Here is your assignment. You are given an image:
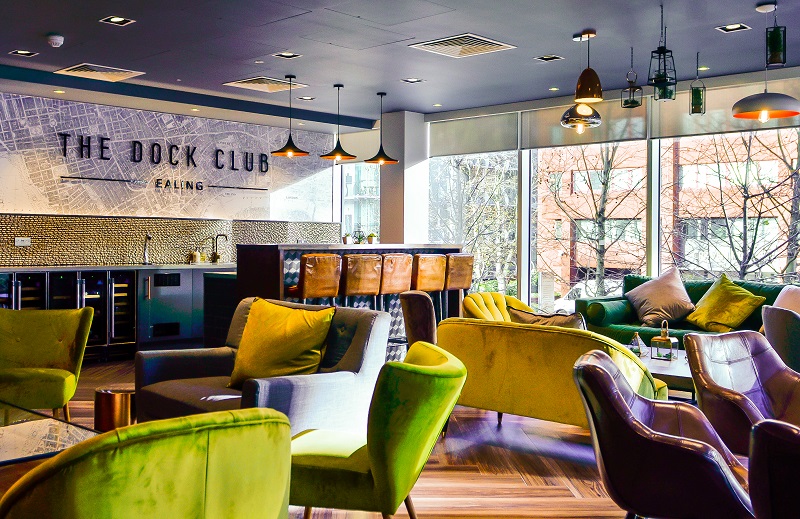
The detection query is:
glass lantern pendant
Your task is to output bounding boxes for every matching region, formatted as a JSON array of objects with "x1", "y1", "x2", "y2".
[
  {"x1": 621, "y1": 47, "x2": 643, "y2": 109},
  {"x1": 690, "y1": 52, "x2": 706, "y2": 115},
  {"x1": 647, "y1": 4, "x2": 677, "y2": 101},
  {"x1": 765, "y1": 1, "x2": 786, "y2": 67}
]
